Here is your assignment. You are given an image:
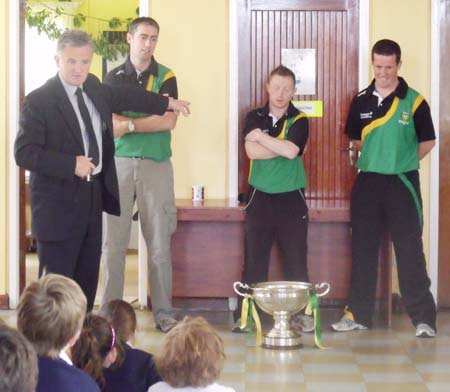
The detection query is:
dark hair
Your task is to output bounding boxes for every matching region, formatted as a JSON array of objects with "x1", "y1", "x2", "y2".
[
  {"x1": 269, "y1": 65, "x2": 296, "y2": 85},
  {"x1": 71, "y1": 314, "x2": 124, "y2": 388},
  {"x1": 99, "y1": 300, "x2": 137, "y2": 343},
  {"x1": 128, "y1": 17, "x2": 160, "y2": 35},
  {"x1": 0, "y1": 324, "x2": 38, "y2": 392},
  {"x1": 372, "y1": 39, "x2": 401, "y2": 64}
]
